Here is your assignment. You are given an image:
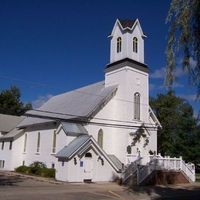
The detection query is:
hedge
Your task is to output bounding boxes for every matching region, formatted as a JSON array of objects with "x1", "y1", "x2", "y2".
[{"x1": 15, "y1": 161, "x2": 55, "y2": 178}]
